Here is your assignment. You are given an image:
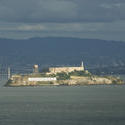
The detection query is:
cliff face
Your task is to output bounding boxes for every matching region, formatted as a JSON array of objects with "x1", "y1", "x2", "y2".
[
  {"x1": 72, "y1": 76, "x2": 112, "y2": 84},
  {"x1": 54, "y1": 76, "x2": 123, "y2": 85},
  {"x1": 70, "y1": 77, "x2": 112, "y2": 85}
]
